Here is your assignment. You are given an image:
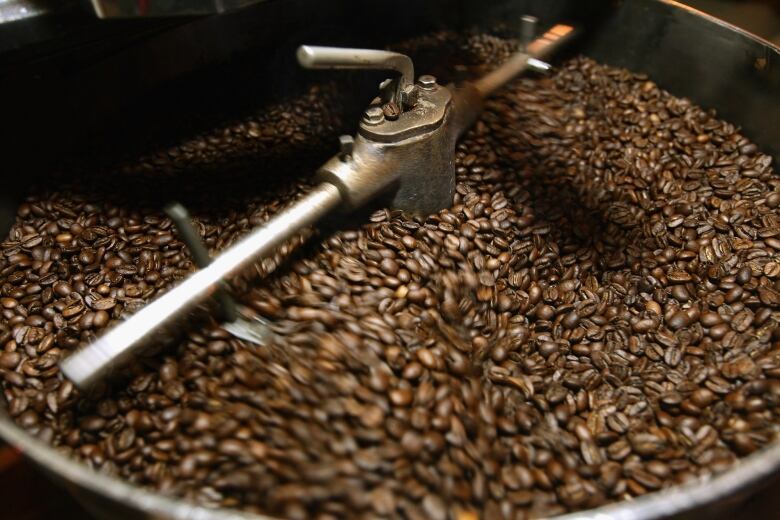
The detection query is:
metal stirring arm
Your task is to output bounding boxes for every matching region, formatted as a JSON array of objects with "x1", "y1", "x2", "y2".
[
  {"x1": 60, "y1": 21, "x2": 576, "y2": 389},
  {"x1": 60, "y1": 185, "x2": 342, "y2": 387}
]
